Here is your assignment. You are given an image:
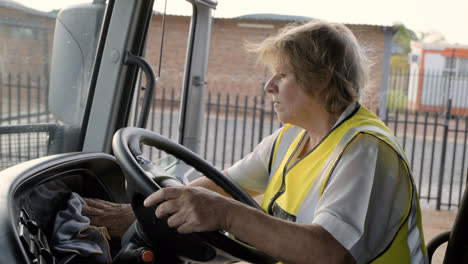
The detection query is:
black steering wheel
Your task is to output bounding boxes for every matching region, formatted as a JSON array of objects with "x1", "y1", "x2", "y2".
[{"x1": 112, "y1": 127, "x2": 276, "y2": 263}]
